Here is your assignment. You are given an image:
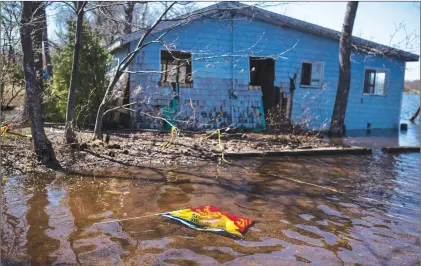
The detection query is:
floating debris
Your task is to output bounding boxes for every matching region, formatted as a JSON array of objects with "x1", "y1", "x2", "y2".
[{"x1": 105, "y1": 190, "x2": 129, "y2": 195}]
